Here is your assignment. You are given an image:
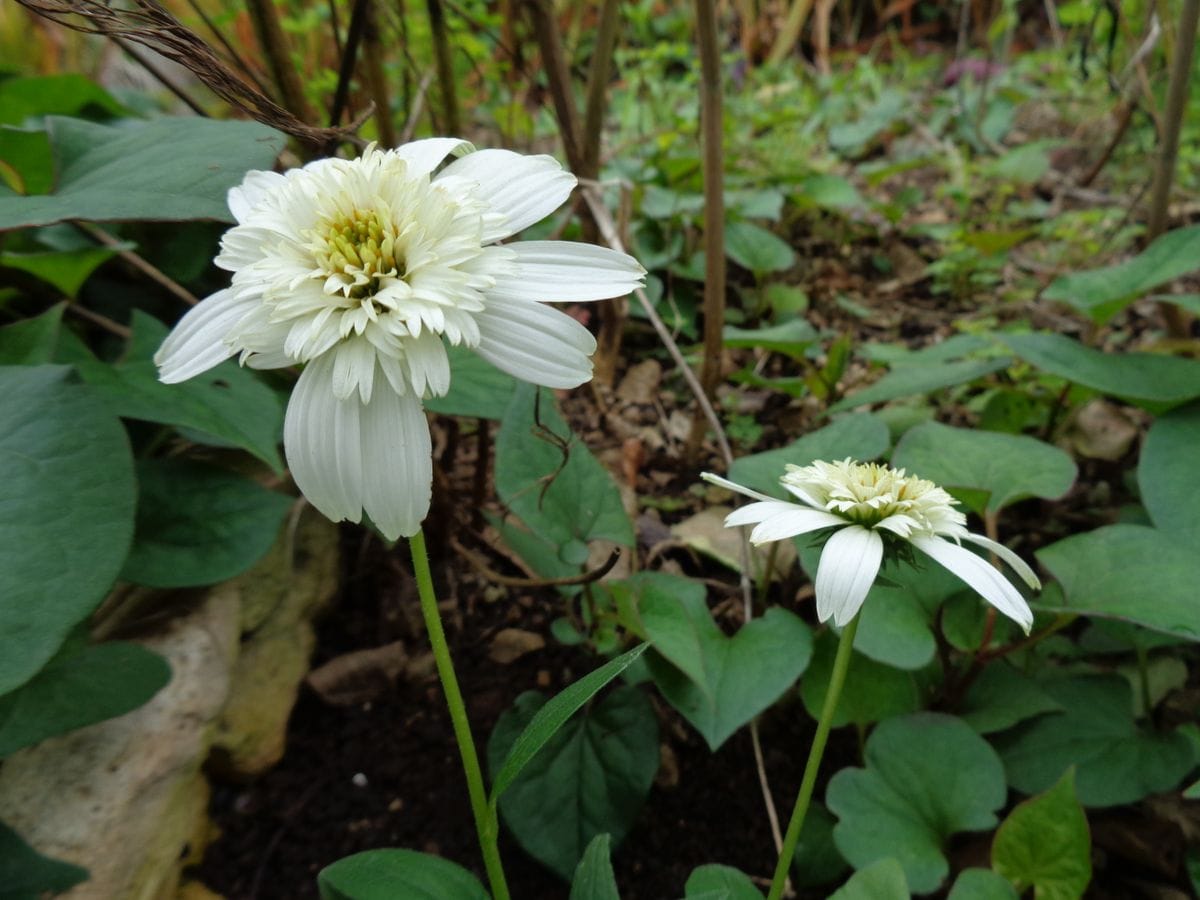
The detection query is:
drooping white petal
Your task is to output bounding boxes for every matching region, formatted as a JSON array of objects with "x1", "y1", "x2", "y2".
[
  {"x1": 284, "y1": 354, "x2": 364, "y2": 525},
  {"x1": 155, "y1": 288, "x2": 255, "y2": 383},
  {"x1": 437, "y1": 149, "x2": 576, "y2": 243},
  {"x1": 748, "y1": 508, "x2": 845, "y2": 544},
  {"x1": 227, "y1": 170, "x2": 286, "y2": 223},
  {"x1": 331, "y1": 337, "x2": 377, "y2": 403},
  {"x1": 486, "y1": 242, "x2": 645, "y2": 303},
  {"x1": 781, "y1": 480, "x2": 827, "y2": 510},
  {"x1": 700, "y1": 473, "x2": 779, "y2": 503},
  {"x1": 725, "y1": 500, "x2": 797, "y2": 527},
  {"x1": 473, "y1": 295, "x2": 596, "y2": 389},
  {"x1": 359, "y1": 384, "x2": 432, "y2": 541},
  {"x1": 393, "y1": 138, "x2": 474, "y2": 177},
  {"x1": 958, "y1": 532, "x2": 1042, "y2": 590},
  {"x1": 404, "y1": 329, "x2": 451, "y2": 398},
  {"x1": 911, "y1": 535, "x2": 1034, "y2": 633},
  {"x1": 815, "y1": 526, "x2": 883, "y2": 626}
]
